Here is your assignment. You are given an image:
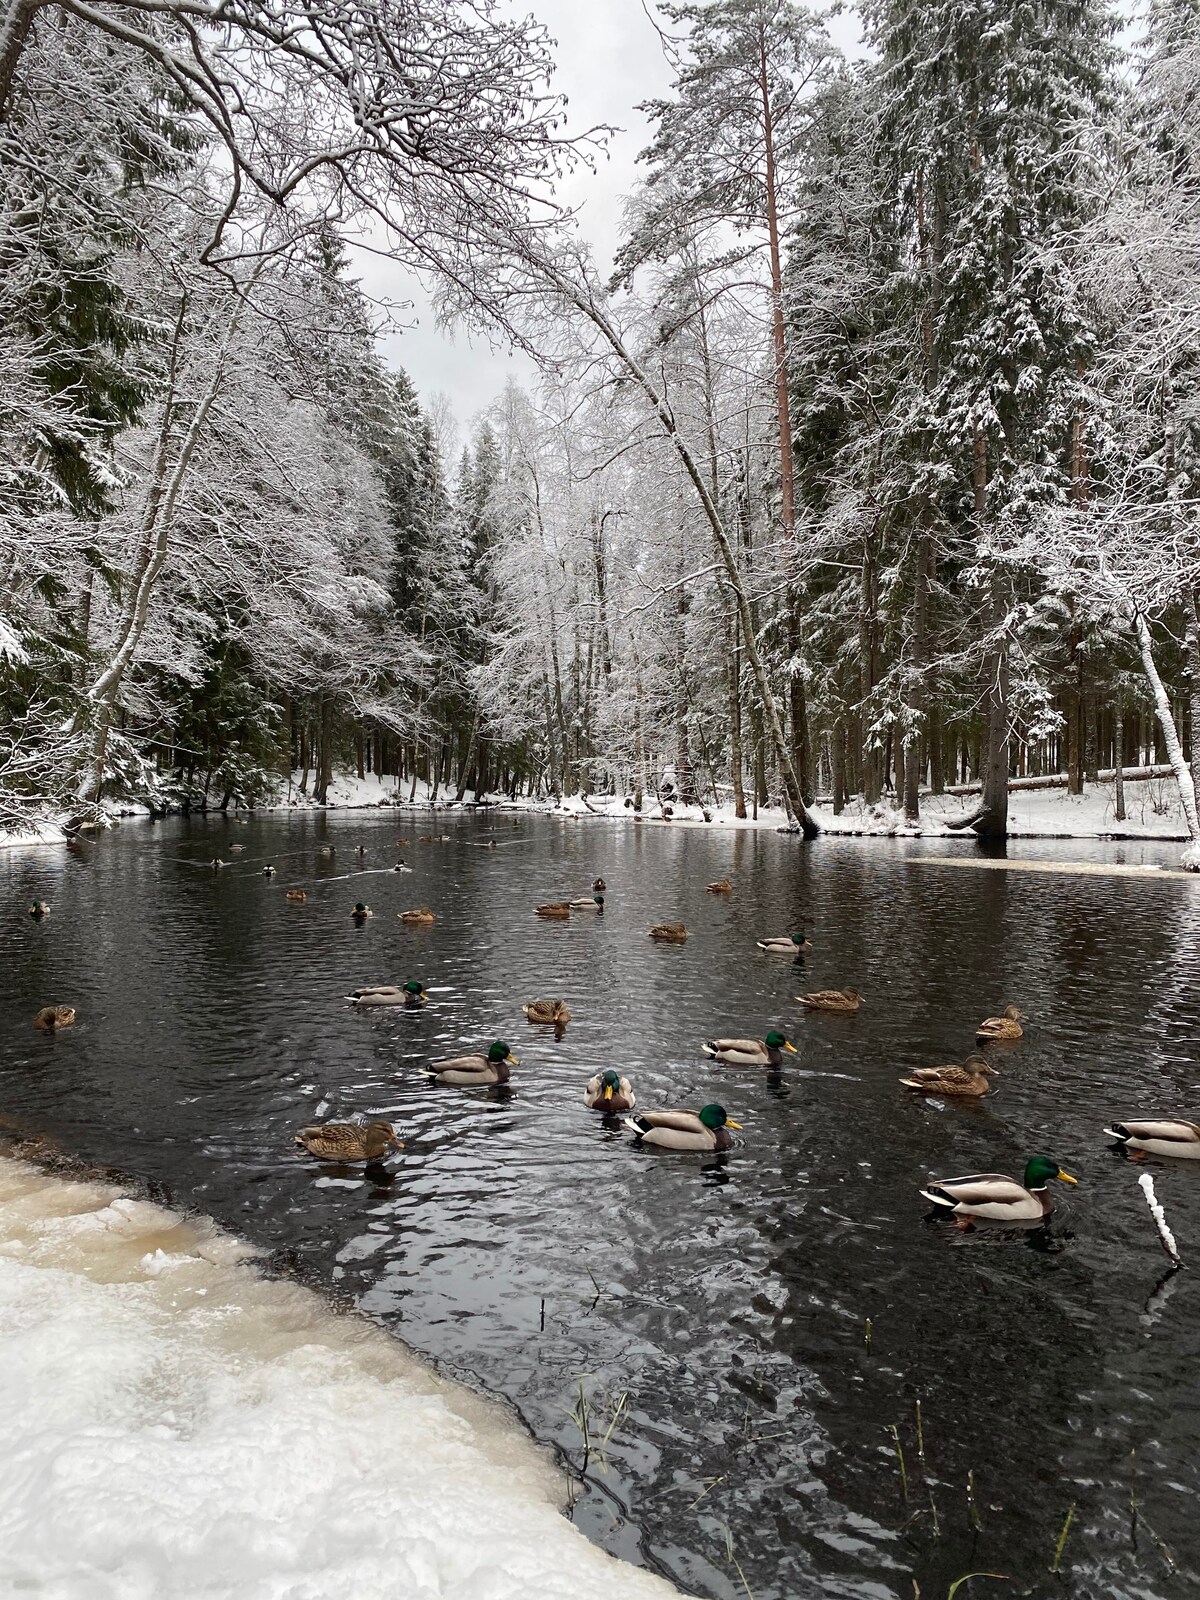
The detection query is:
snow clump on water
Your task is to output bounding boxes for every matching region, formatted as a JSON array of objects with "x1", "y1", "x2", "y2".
[{"x1": 0, "y1": 1157, "x2": 681, "y2": 1600}]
